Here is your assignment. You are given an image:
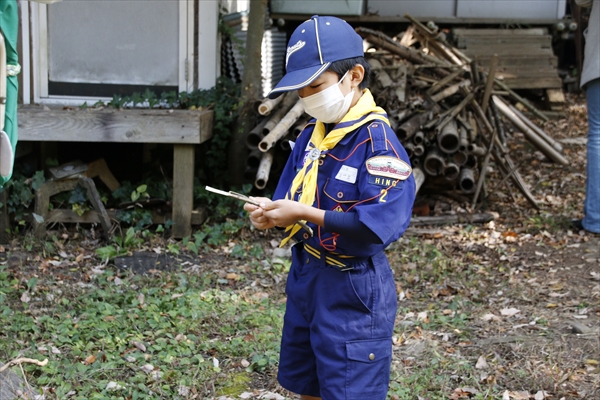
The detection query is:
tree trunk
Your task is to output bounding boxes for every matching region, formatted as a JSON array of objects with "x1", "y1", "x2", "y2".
[{"x1": 228, "y1": 0, "x2": 268, "y2": 188}]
